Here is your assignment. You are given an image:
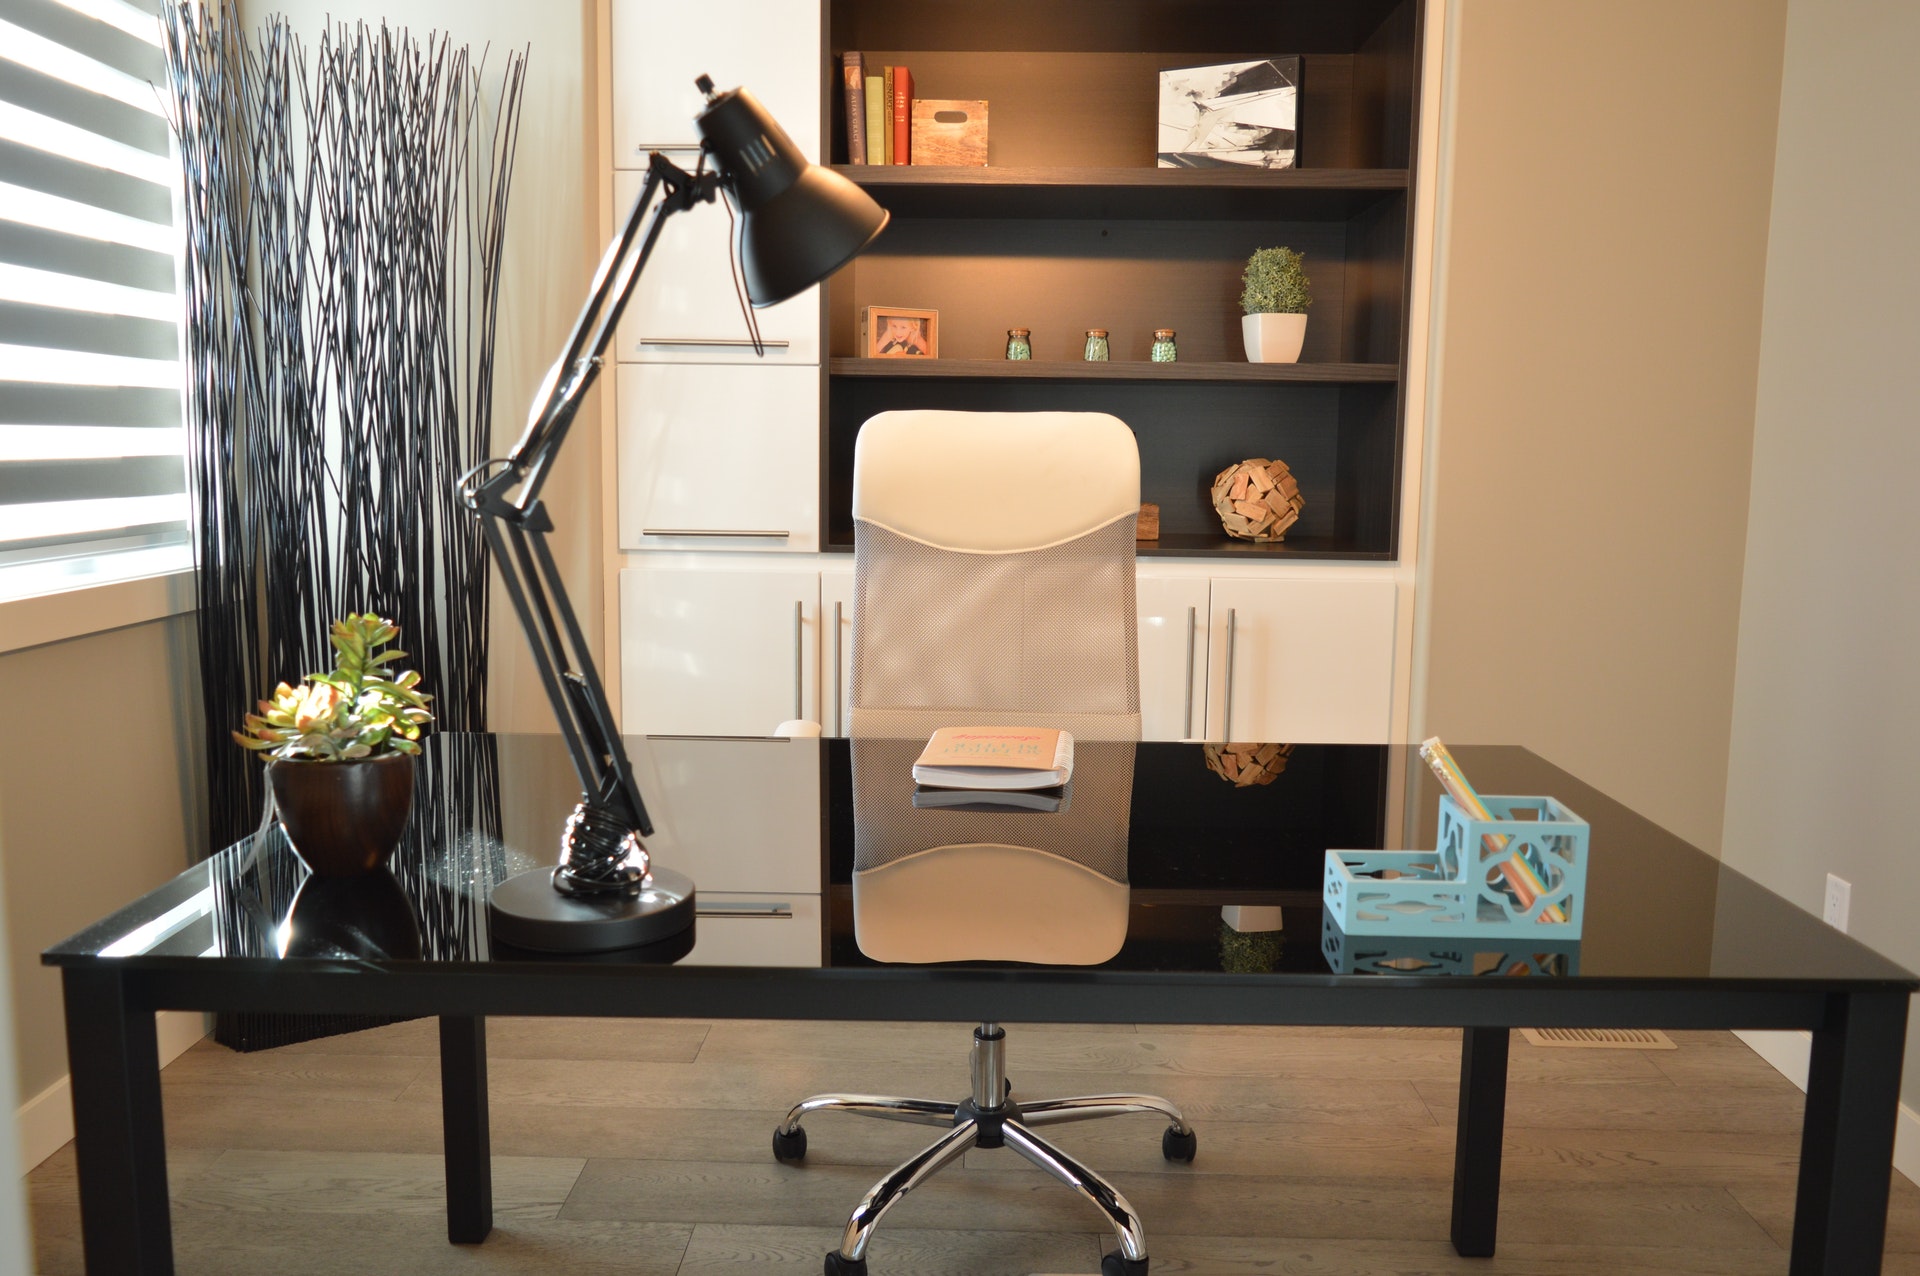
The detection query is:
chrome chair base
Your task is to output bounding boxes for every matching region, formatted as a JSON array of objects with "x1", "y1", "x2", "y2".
[{"x1": 774, "y1": 1023, "x2": 1193, "y2": 1276}]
